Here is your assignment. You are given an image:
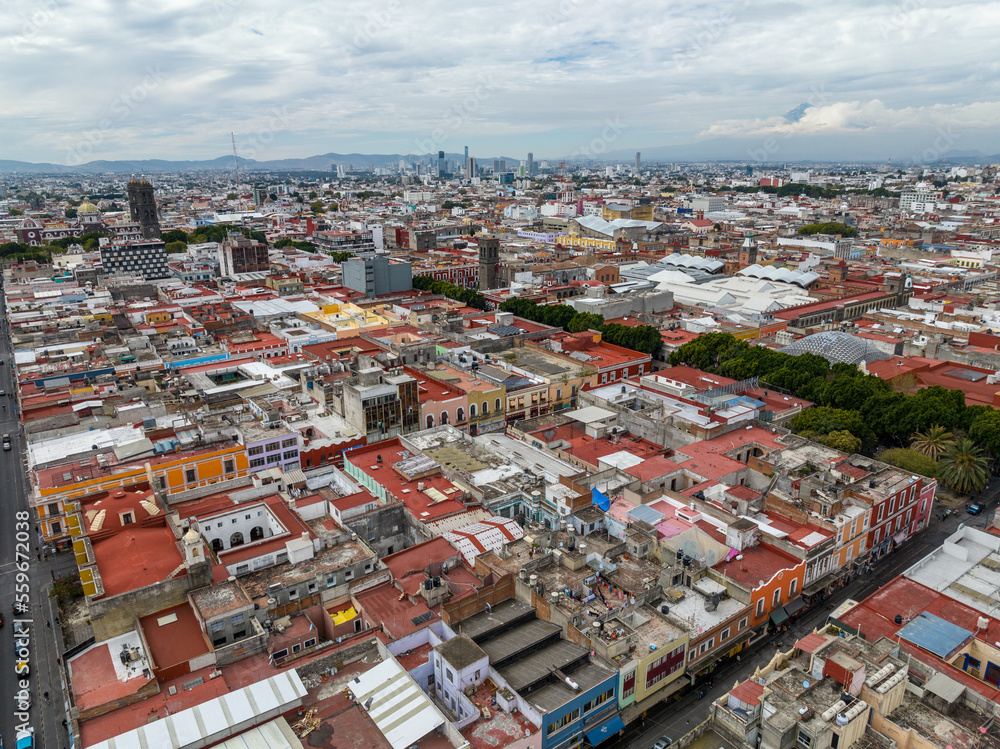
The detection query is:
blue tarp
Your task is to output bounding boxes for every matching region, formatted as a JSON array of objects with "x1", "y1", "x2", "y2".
[
  {"x1": 584, "y1": 715, "x2": 625, "y2": 745},
  {"x1": 592, "y1": 488, "x2": 610, "y2": 511}
]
